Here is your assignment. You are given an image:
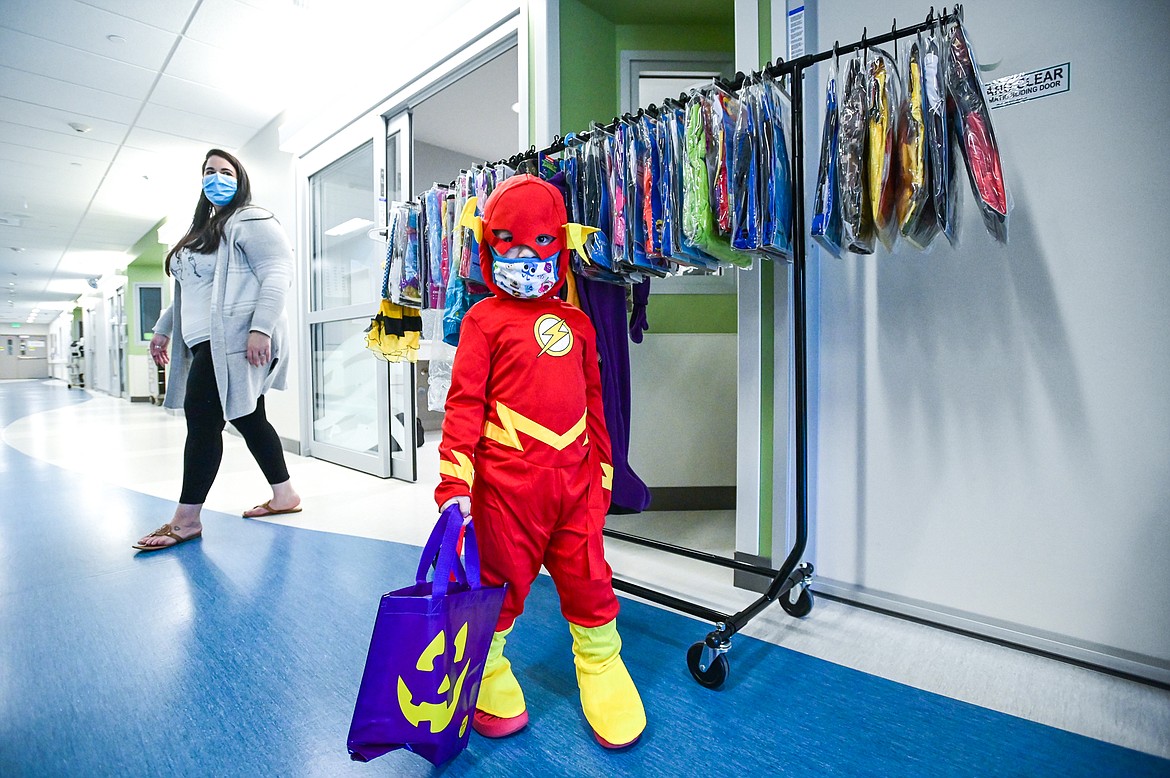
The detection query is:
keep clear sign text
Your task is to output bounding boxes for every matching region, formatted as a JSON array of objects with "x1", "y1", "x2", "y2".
[{"x1": 984, "y1": 63, "x2": 1070, "y2": 109}]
